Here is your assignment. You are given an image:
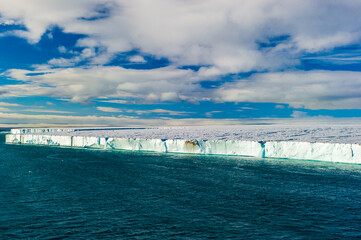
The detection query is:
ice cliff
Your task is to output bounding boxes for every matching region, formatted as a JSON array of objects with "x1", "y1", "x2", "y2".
[{"x1": 5, "y1": 126, "x2": 361, "y2": 164}]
